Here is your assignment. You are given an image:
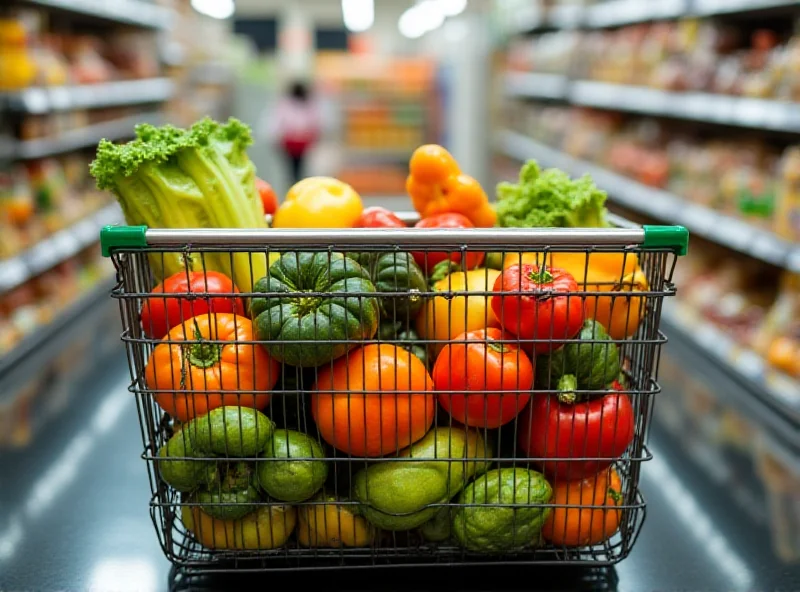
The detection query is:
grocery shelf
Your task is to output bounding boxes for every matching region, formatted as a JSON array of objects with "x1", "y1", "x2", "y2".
[
  {"x1": 0, "y1": 202, "x2": 122, "y2": 296},
  {"x1": 585, "y1": 0, "x2": 688, "y2": 28},
  {"x1": 662, "y1": 302, "x2": 800, "y2": 448},
  {"x1": 0, "y1": 274, "x2": 116, "y2": 388},
  {"x1": 504, "y1": 72, "x2": 569, "y2": 100},
  {"x1": 2, "y1": 78, "x2": 175, "y2": 114},
  {"x1": 692, "y1": 0, "x2": 800, "y2": 16},
  {"x1": 23, "y1": 0, "x2": 175, "y2": 30},
  {"x1": 569, "y1": 80, "x2": 800, "y2": 133},
  {"x1": 503, "y1": 0, "x2": 800, "y2": 35},
  {"x1": 496, "y1": 130, "x2": 800, "y2": 271},
  {"x1": 504, "y1": 74, "x2": 800, "y2": 133},
  {"x1": 13, "y1": 111, "x2": 163, "y2": 160},
  {"x1": 508, "y1": 2, "x2": 582, "y2": 33}
]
